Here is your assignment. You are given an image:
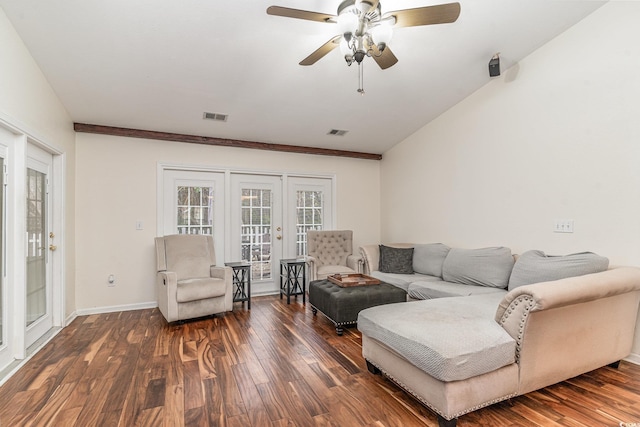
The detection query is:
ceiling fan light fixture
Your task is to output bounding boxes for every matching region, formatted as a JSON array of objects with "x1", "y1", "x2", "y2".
[
  {"x1": 371, "y1": 22, "x2": 393, "y2": 49},
  {"x1": 337, "y1": 7, "x2": 358, "y2": 35}
]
